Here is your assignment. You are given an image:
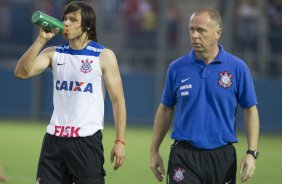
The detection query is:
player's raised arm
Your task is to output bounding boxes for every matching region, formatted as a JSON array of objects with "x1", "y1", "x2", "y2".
[{"x1": 14, "y1": 28, "x2": 58, "y2": 79}]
